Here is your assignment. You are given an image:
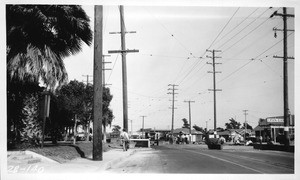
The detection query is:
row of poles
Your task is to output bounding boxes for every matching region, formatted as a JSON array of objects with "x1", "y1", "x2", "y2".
[
  {"x1": 167, "y1": 8, "x2": 294, "y2": 148},
  {"x1": 40, "y1": 6, "x2": 294, "y2": 161},
  {"x1": 92, "y1": 6, "x2": 295, "y2": 160}
]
